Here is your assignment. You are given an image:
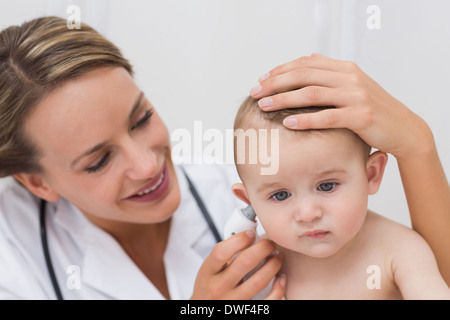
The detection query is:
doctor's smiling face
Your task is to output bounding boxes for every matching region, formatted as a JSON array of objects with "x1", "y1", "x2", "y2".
[{"x1": 18, "y1": 67, "x2": 181, "y2": 226}]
